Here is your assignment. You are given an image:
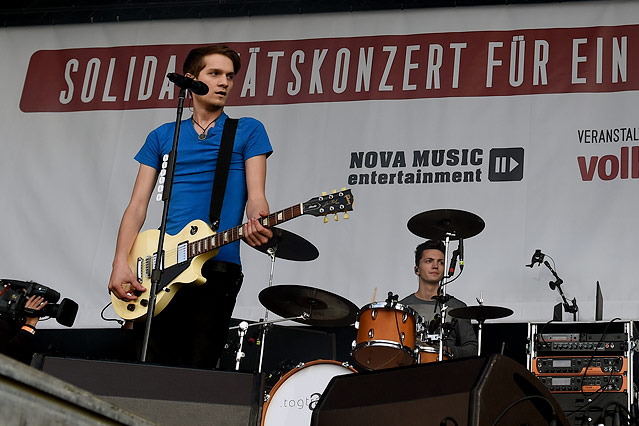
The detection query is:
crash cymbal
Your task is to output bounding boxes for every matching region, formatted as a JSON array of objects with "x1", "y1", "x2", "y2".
[
  {"x1": 448, "y1": 305, "x2": 513, "y2": 321},
  {"x1": 407, "y1": 209, "x2": 485, "y2": 240},
  {"x1": 244, "y1": 227, "x2": 319, "y2": 261},
  {"x1": 259, "y1": 284, "x2": 358, "y2": 327}
]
